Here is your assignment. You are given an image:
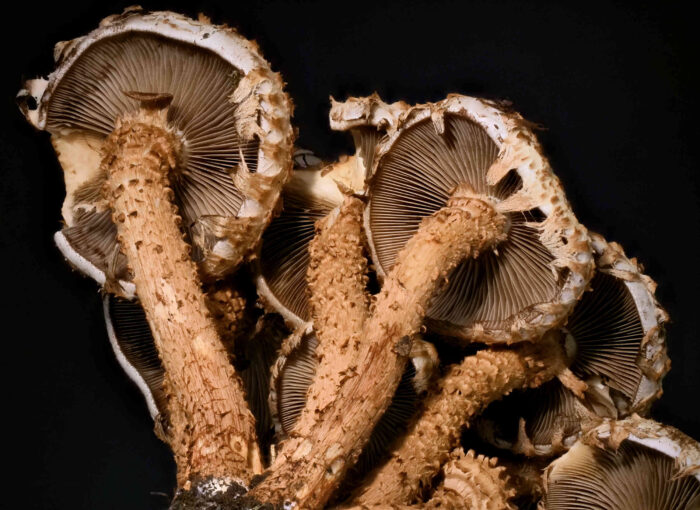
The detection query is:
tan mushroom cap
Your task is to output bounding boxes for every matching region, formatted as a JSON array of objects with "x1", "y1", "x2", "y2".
[
  {"x1": 268, "y1": 330, "x2": 438, "y2": 472},
  {"x1": 331, "y1": 94, "x2": 594, "y2": 343},
  {"x1": 542, "y1": 416, "x2": 700, "y2": 509},
  {"x1": 476, "y1": 233, "x2": 669, "y2": 456},
  {"x1": 18, "y1": 8, "x2": 293, "y2": 293}
]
